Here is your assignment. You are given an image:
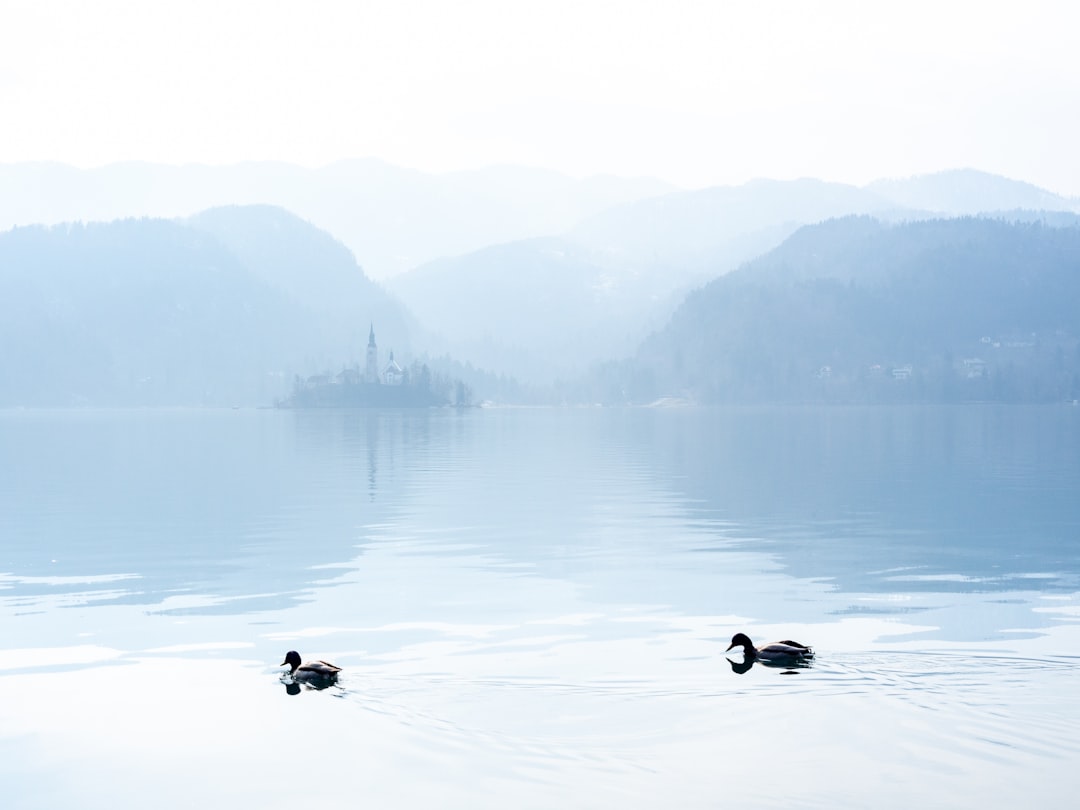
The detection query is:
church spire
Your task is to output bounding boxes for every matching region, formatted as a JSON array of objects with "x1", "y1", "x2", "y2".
[{"x1": 365, "y1": 323, "x2": 379, "y2": 383}]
